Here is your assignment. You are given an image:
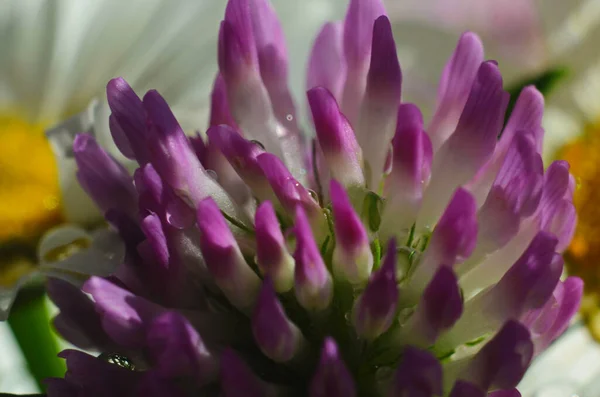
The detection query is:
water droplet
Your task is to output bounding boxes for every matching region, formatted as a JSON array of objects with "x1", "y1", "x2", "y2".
[
  {"x1": 286, "y1": 114, "x2": 293, "y2": 121},
  {"x1": 98, "y1": 353, "x2": 136, "y2": 370},
  {"x1": 308, "y1": 189, "x2": 319, "y2": 203},
  {"x1": 206, "y1": 169, "x2": 218, "y2": 180},
  {"x1": 250, "y1": 140, "x2": 265, "y2": 150}
]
